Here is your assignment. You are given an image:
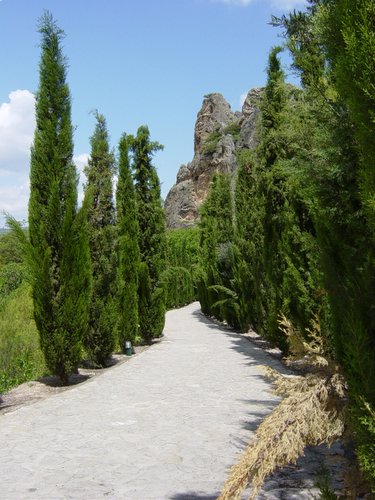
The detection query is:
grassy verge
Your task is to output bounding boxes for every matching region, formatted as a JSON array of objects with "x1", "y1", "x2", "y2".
[{"x1": 0, "y1": 283, "x2": 46, "y2": 394}]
